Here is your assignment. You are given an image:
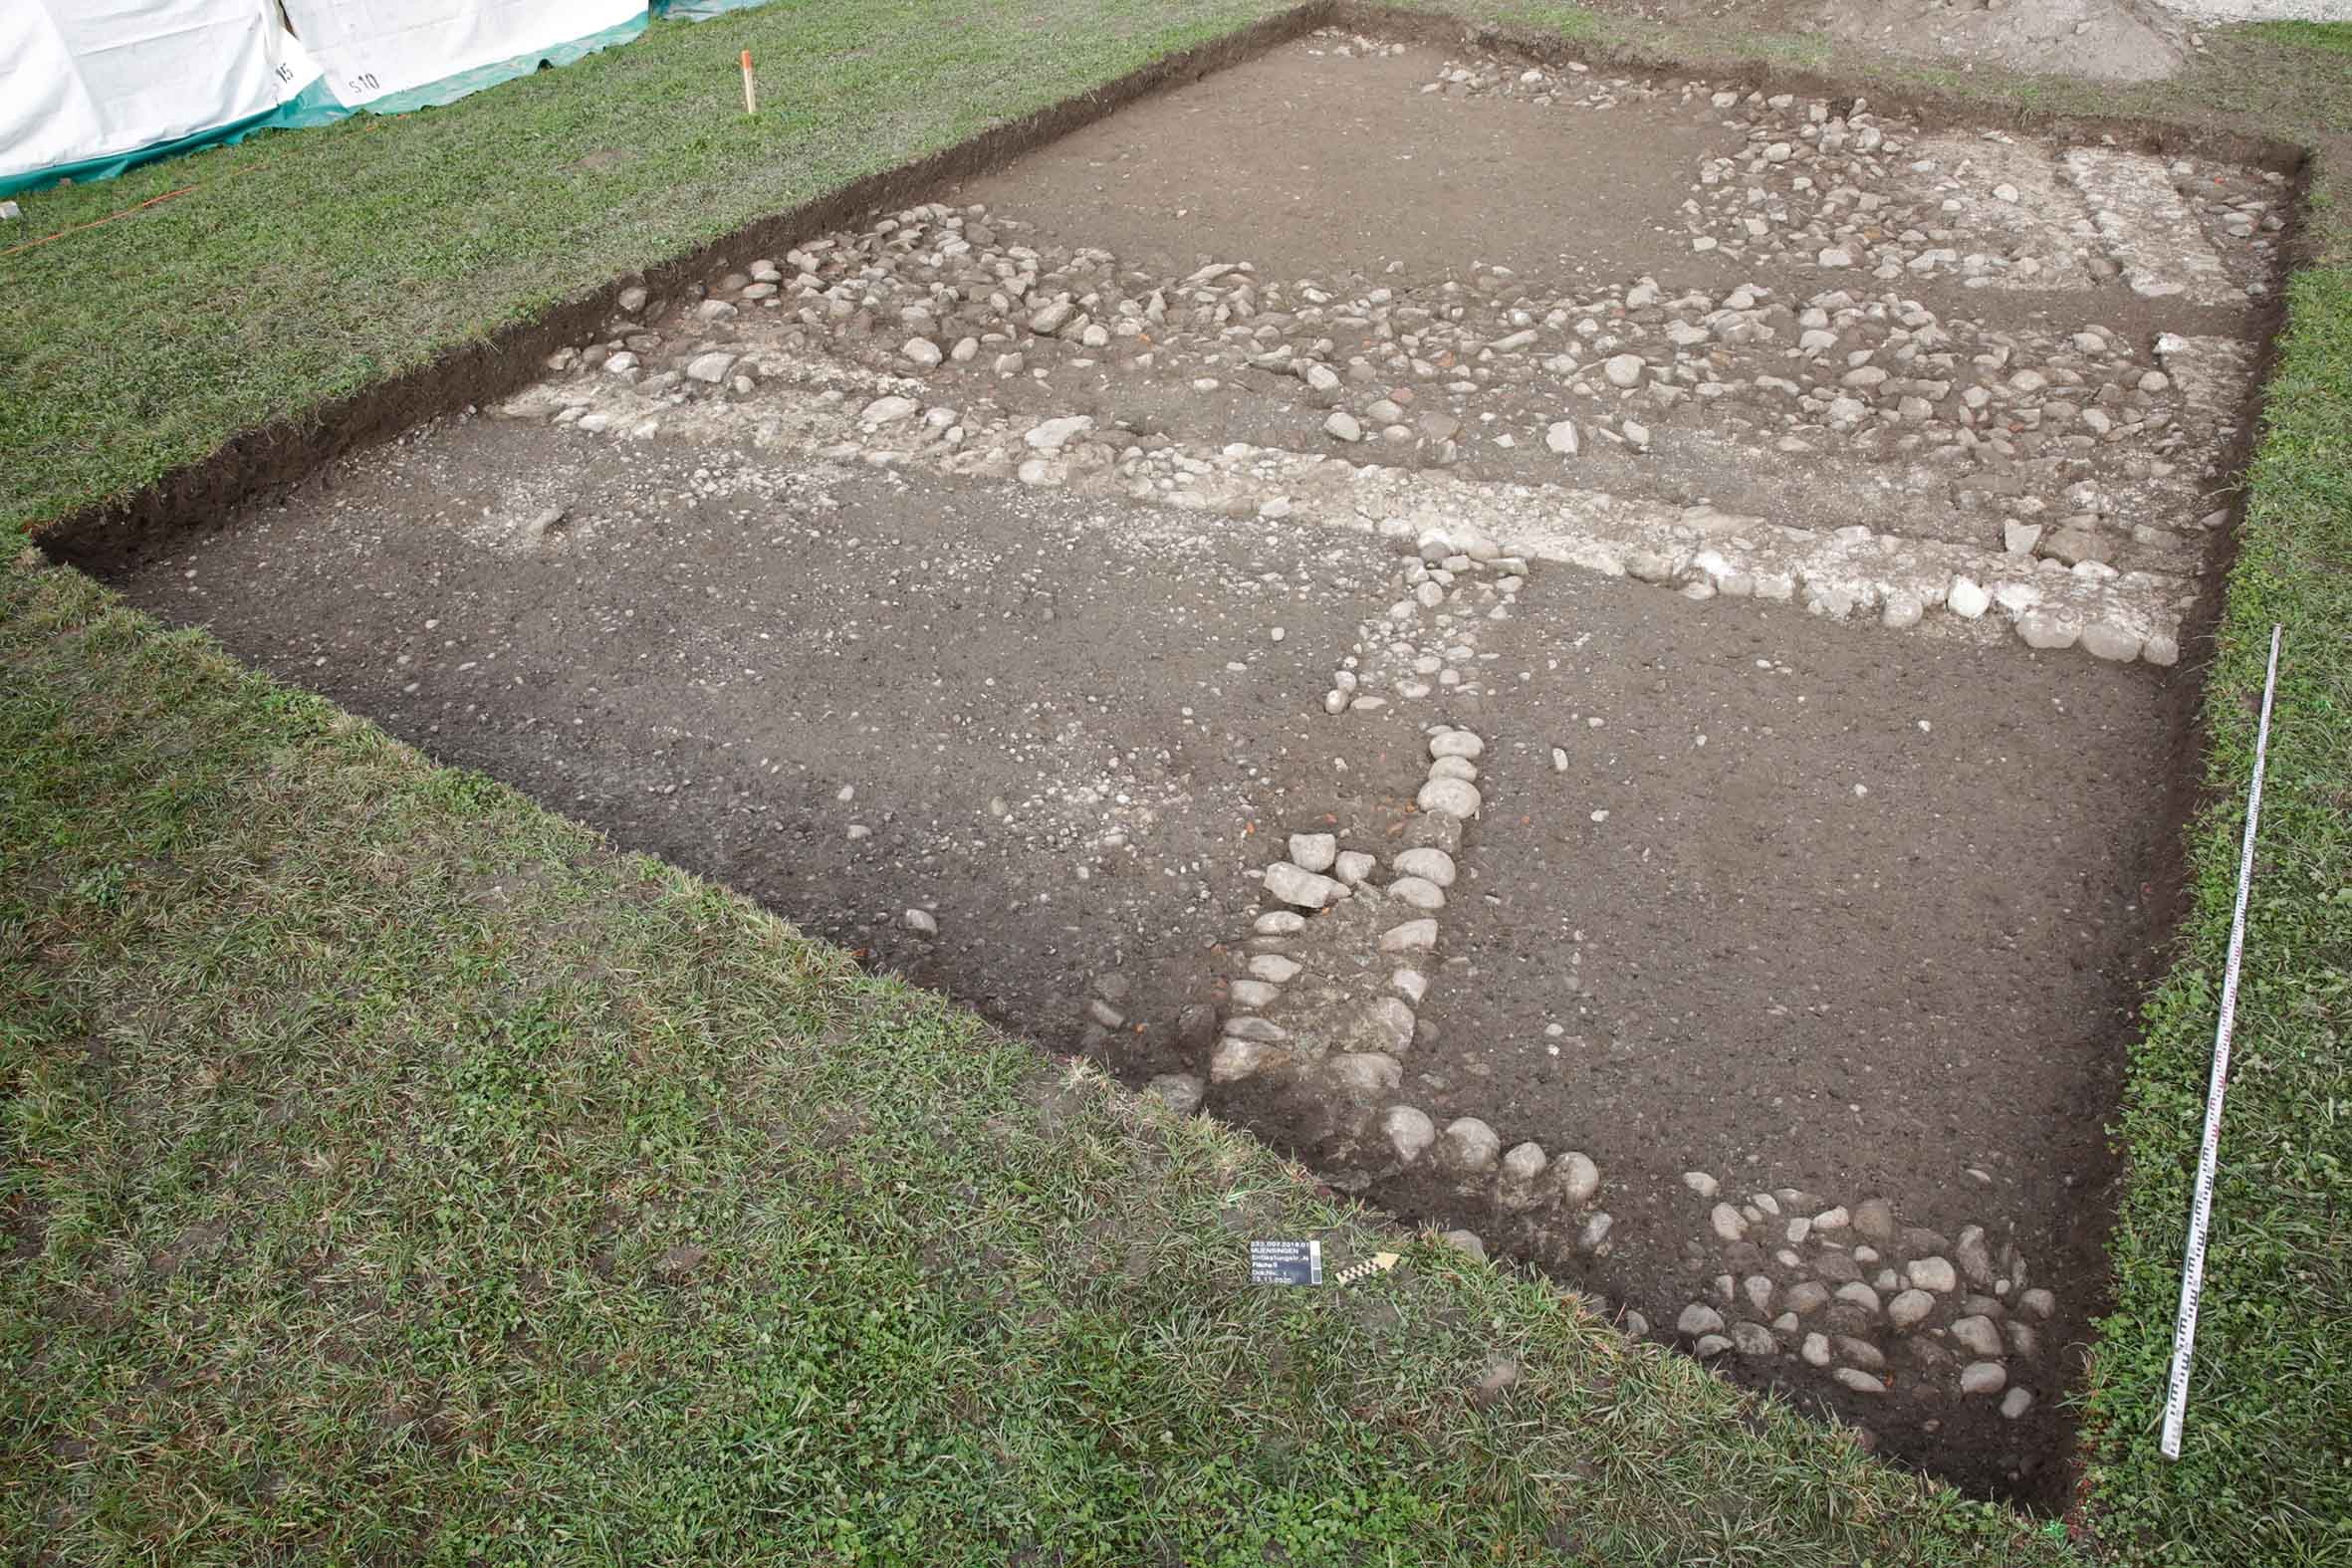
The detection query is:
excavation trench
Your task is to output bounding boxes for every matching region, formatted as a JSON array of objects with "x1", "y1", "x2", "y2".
[{"x1": 54, "y1": 15, "x2": 2299, "y2": 1507}]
